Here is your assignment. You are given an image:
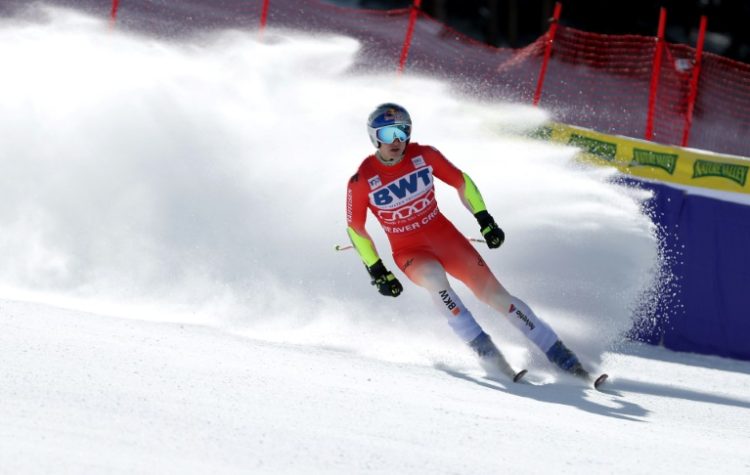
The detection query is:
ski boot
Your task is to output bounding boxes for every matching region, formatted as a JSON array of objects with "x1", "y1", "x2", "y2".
[
  {"x1": 469, "y1": 332, "x2": 527, "y2": 383},
  {"x1": 545, "y1": 340, "x2": 608, "y2": 389}
]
